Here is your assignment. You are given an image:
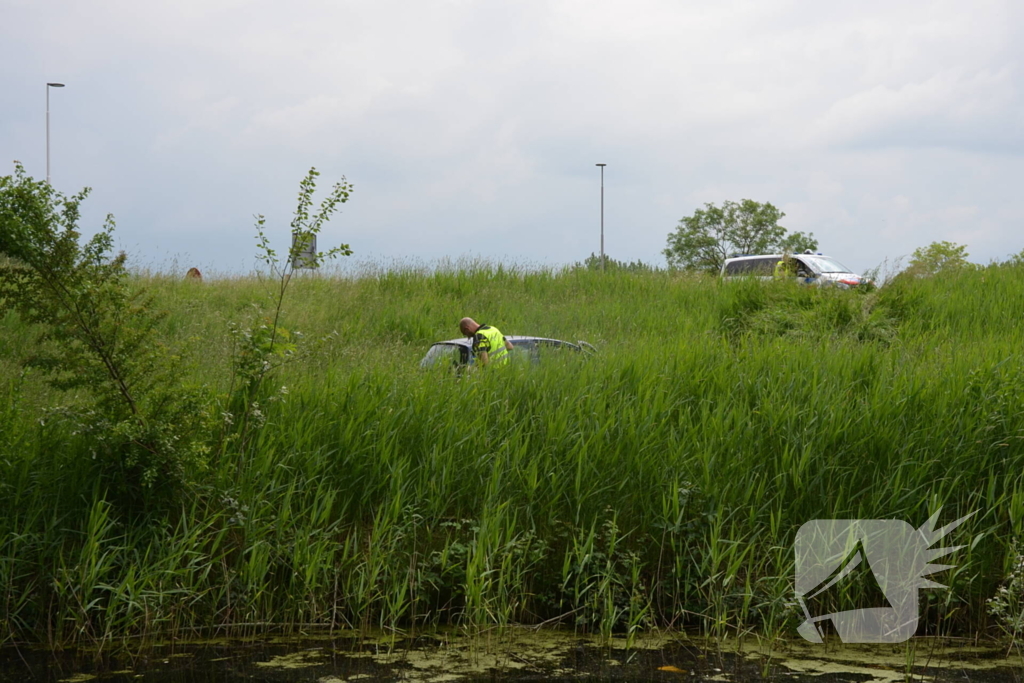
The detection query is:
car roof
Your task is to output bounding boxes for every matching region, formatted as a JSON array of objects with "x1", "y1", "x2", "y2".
[
  {"x1": 430, "y1": 335, "x2": 581, "y2": 348},
  {"x1": 724, "y1": 253, "x2": 831, "y2": 261}
]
